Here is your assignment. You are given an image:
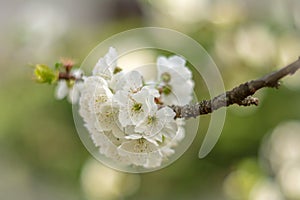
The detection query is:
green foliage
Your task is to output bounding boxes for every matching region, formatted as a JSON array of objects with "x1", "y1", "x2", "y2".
[
  {"x1": 34, "y1": 64, "x2": 58, "y2": 84},
  {"x1": 54, "y1": 62, "x2": 63, "y2": 70}
]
